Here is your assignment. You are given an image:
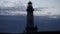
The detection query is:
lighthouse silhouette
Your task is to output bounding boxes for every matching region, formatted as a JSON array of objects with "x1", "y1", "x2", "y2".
[{"x1": 22, "y1": 1, "x2": 38, "y2": 34}]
